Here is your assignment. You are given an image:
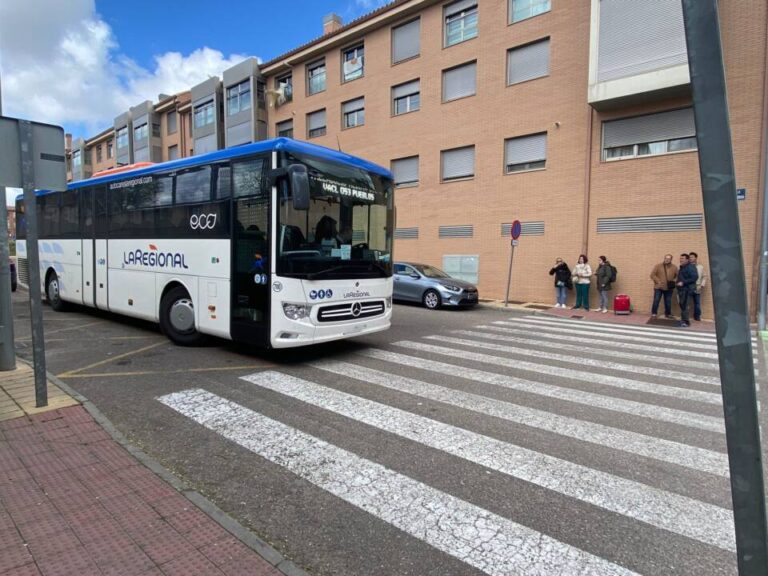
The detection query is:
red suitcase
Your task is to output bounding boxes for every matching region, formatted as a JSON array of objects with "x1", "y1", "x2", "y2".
[{"x1": 614, "y1": 294, "x2": 631, "y2": 315}]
